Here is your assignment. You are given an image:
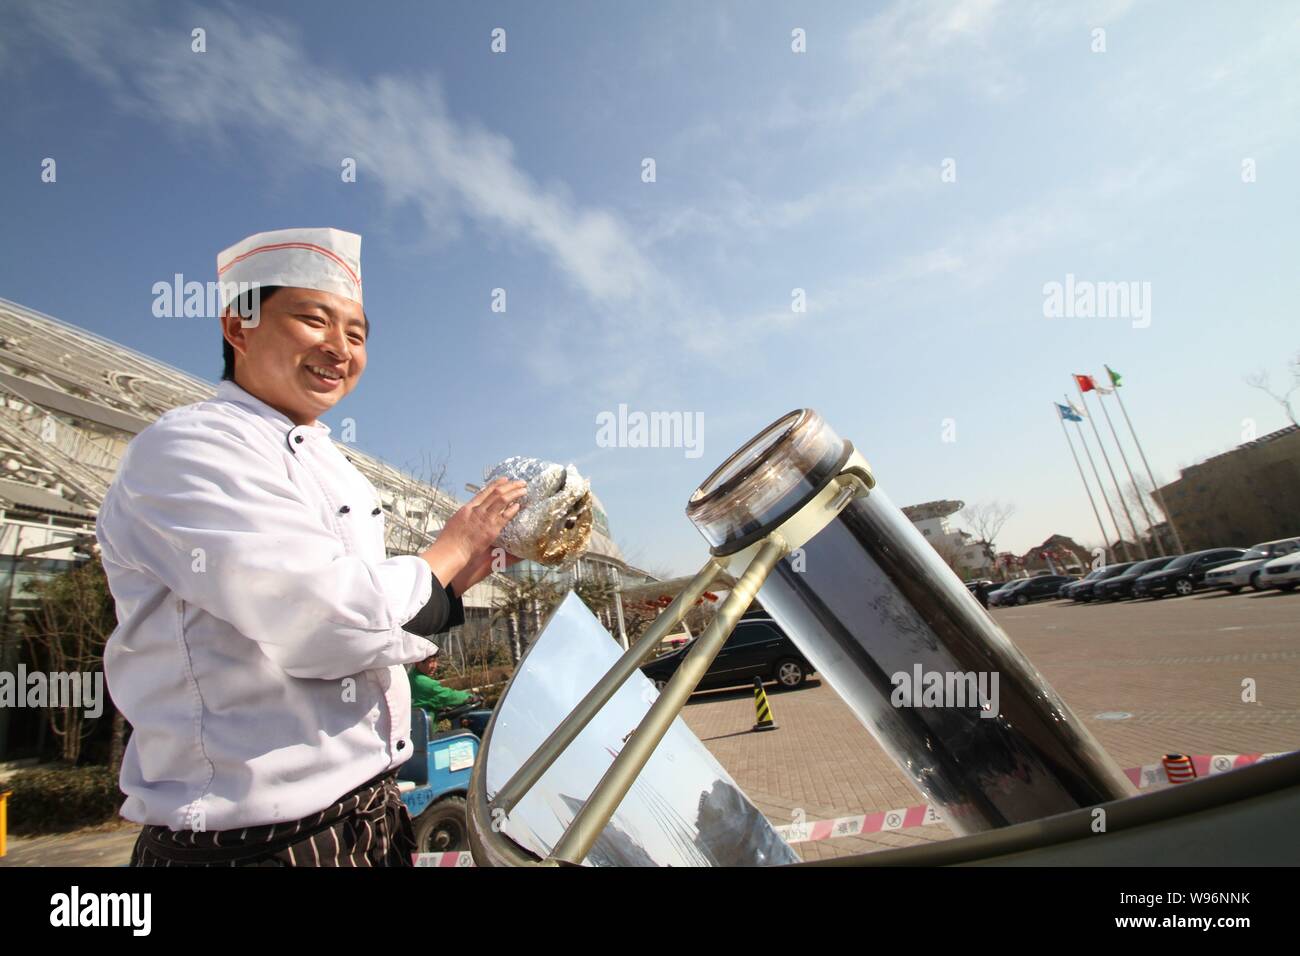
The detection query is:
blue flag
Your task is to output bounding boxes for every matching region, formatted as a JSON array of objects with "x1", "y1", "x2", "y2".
[{"x1": 1057, "y1": 402, "x2": 1083, "y2": 422}]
